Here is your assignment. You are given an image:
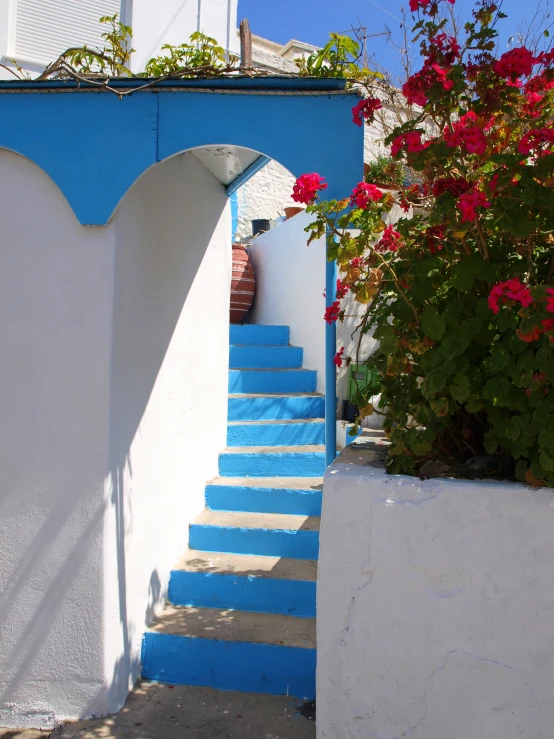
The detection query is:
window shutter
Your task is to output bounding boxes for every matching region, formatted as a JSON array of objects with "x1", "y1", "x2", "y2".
[{"x1": 14, "y1": 0, "x2": 123, "y2": 64}]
